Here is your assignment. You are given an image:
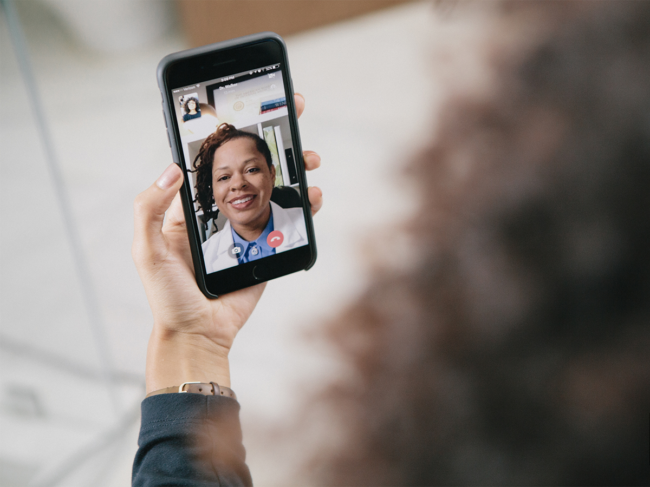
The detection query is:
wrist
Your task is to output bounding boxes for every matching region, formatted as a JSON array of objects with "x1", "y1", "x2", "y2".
[{"x1": 146, "y1": 327, "x2": 231, "y2": 394}]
